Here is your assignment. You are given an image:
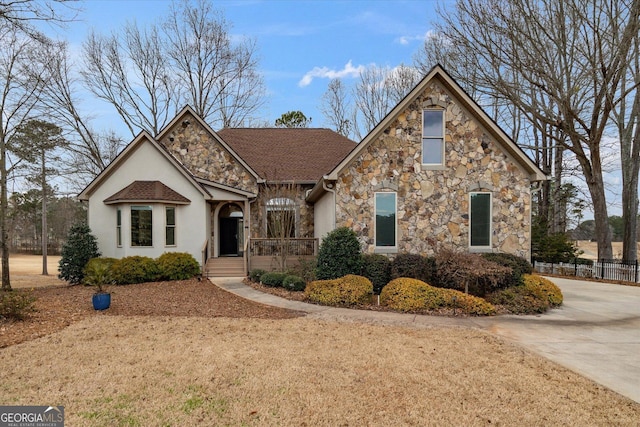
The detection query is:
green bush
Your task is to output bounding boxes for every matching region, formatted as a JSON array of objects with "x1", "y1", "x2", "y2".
[
  {"x1": 316, "y1": 227, "x2": 362, "y2": 280},
  {"x1": 83, "y1": 257, "x2": 117, "y2": 292},
  {"x1": 288, "y1": 257, "x2": 317, "y2": 283},
  {"x1": 481, "y1": 253, "x2": 533, "y2": 287},
  {"x1": 157, "y1": 252, "x2": 200, "y2": 280},
  {"x1": 0, "y1": 290, "x2": 36, "y2": 320},
  {"x1": 58, "y1": 223, "x2": 100, "y2": 285},
  {"x1": 390, "y1": 253, "x2": 436, "y2": 284},
  {"x1": 249, "y1": 269, "x2": 266, "y2": 282},
  {"x1": 261, "y1": 272, "x2": 287, "y2": 287},
  {"x1": 380, "y1": 277, "x2": 496, "y2": 316},
  {"x1": 305, "y1": 274, "x2": 373, "y2": 306},
  {"x1": 486, "y1": 274, "x2": 563, "y2": 314},
  {"x1": 361, "y1": 253, "x2": 391, "y2": 295},
  {"x1": 282, "y1": 275, "x2": 306, "y2": 291},
  {"x1": 111, "y1": 256, "x2": 160, "y2": 285}
]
